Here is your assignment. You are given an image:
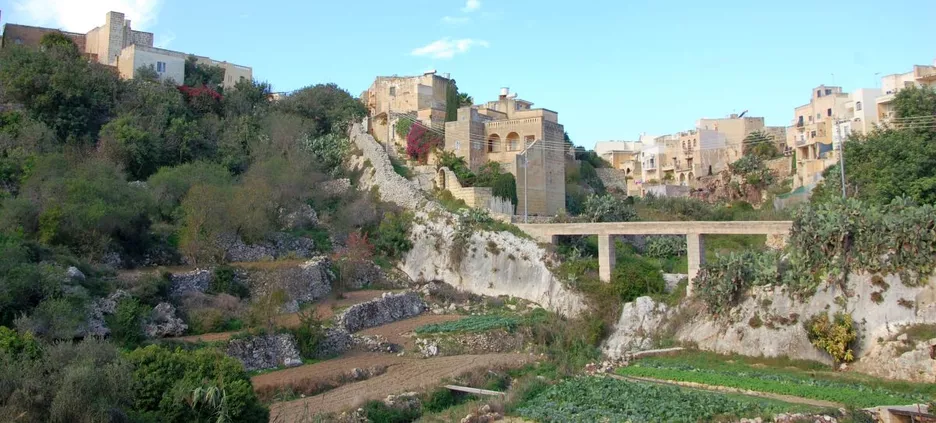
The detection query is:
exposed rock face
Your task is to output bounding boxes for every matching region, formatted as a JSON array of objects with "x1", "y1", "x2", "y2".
[
  {"x1": 604, "y1": 273, "x2": 936, "y2": 381},
  {"x1": 144, "y1": 303, "x2": 188, "y2": 338},
  {"x1": 169, "y1": 269, "x2": 212, "y2": 297},
  {"x1": 383, "y1": 392, "x2": 421, "y2": 414},
  {"x1": 315, "y1": 327, "x2": 352, "y2": 358},
  {"x1": 352, "y1": 334, "x2": 400, "y2": 354},
  {"x1": 279, "y1": 204, "x2": 318, "y2": 230},
  {"x1": 602, "y1": 297, "x2": 670, "y2": 356},
  {"x1": 247, "y1": 257, "x2": 333, "y2": 313},
  {"x1": 226, "y1": 333, "x2": 302, "y2": 372},
  {"x1": 337, "y1": 292, "x2": 426, "y2": 333},
  {"x1": 852, "y1": 331, "x2": 936, "y2": 383},
  {"x1": 402, "y1": 214, "x2": 587, "y2": 317},
  {"x1": 662, "y1": 274, "x2": 686, "y2": 293},
  {"x1": 349, "y1": 123, "x2": 586, "y2": 316},
  {"x1": 220, "y1": 233, "x2": 315, "y2": 263},
  {"x1": 85, "y1": 290, "x2": 132, "y2": 337}
]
